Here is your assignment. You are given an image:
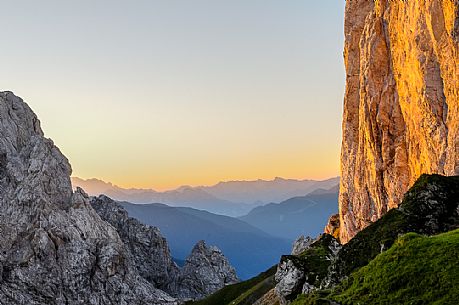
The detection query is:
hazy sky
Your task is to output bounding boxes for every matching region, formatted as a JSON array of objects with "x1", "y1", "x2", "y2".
[{"x1": 1, "y1": 1, "x2": 346, "y2": 190}]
